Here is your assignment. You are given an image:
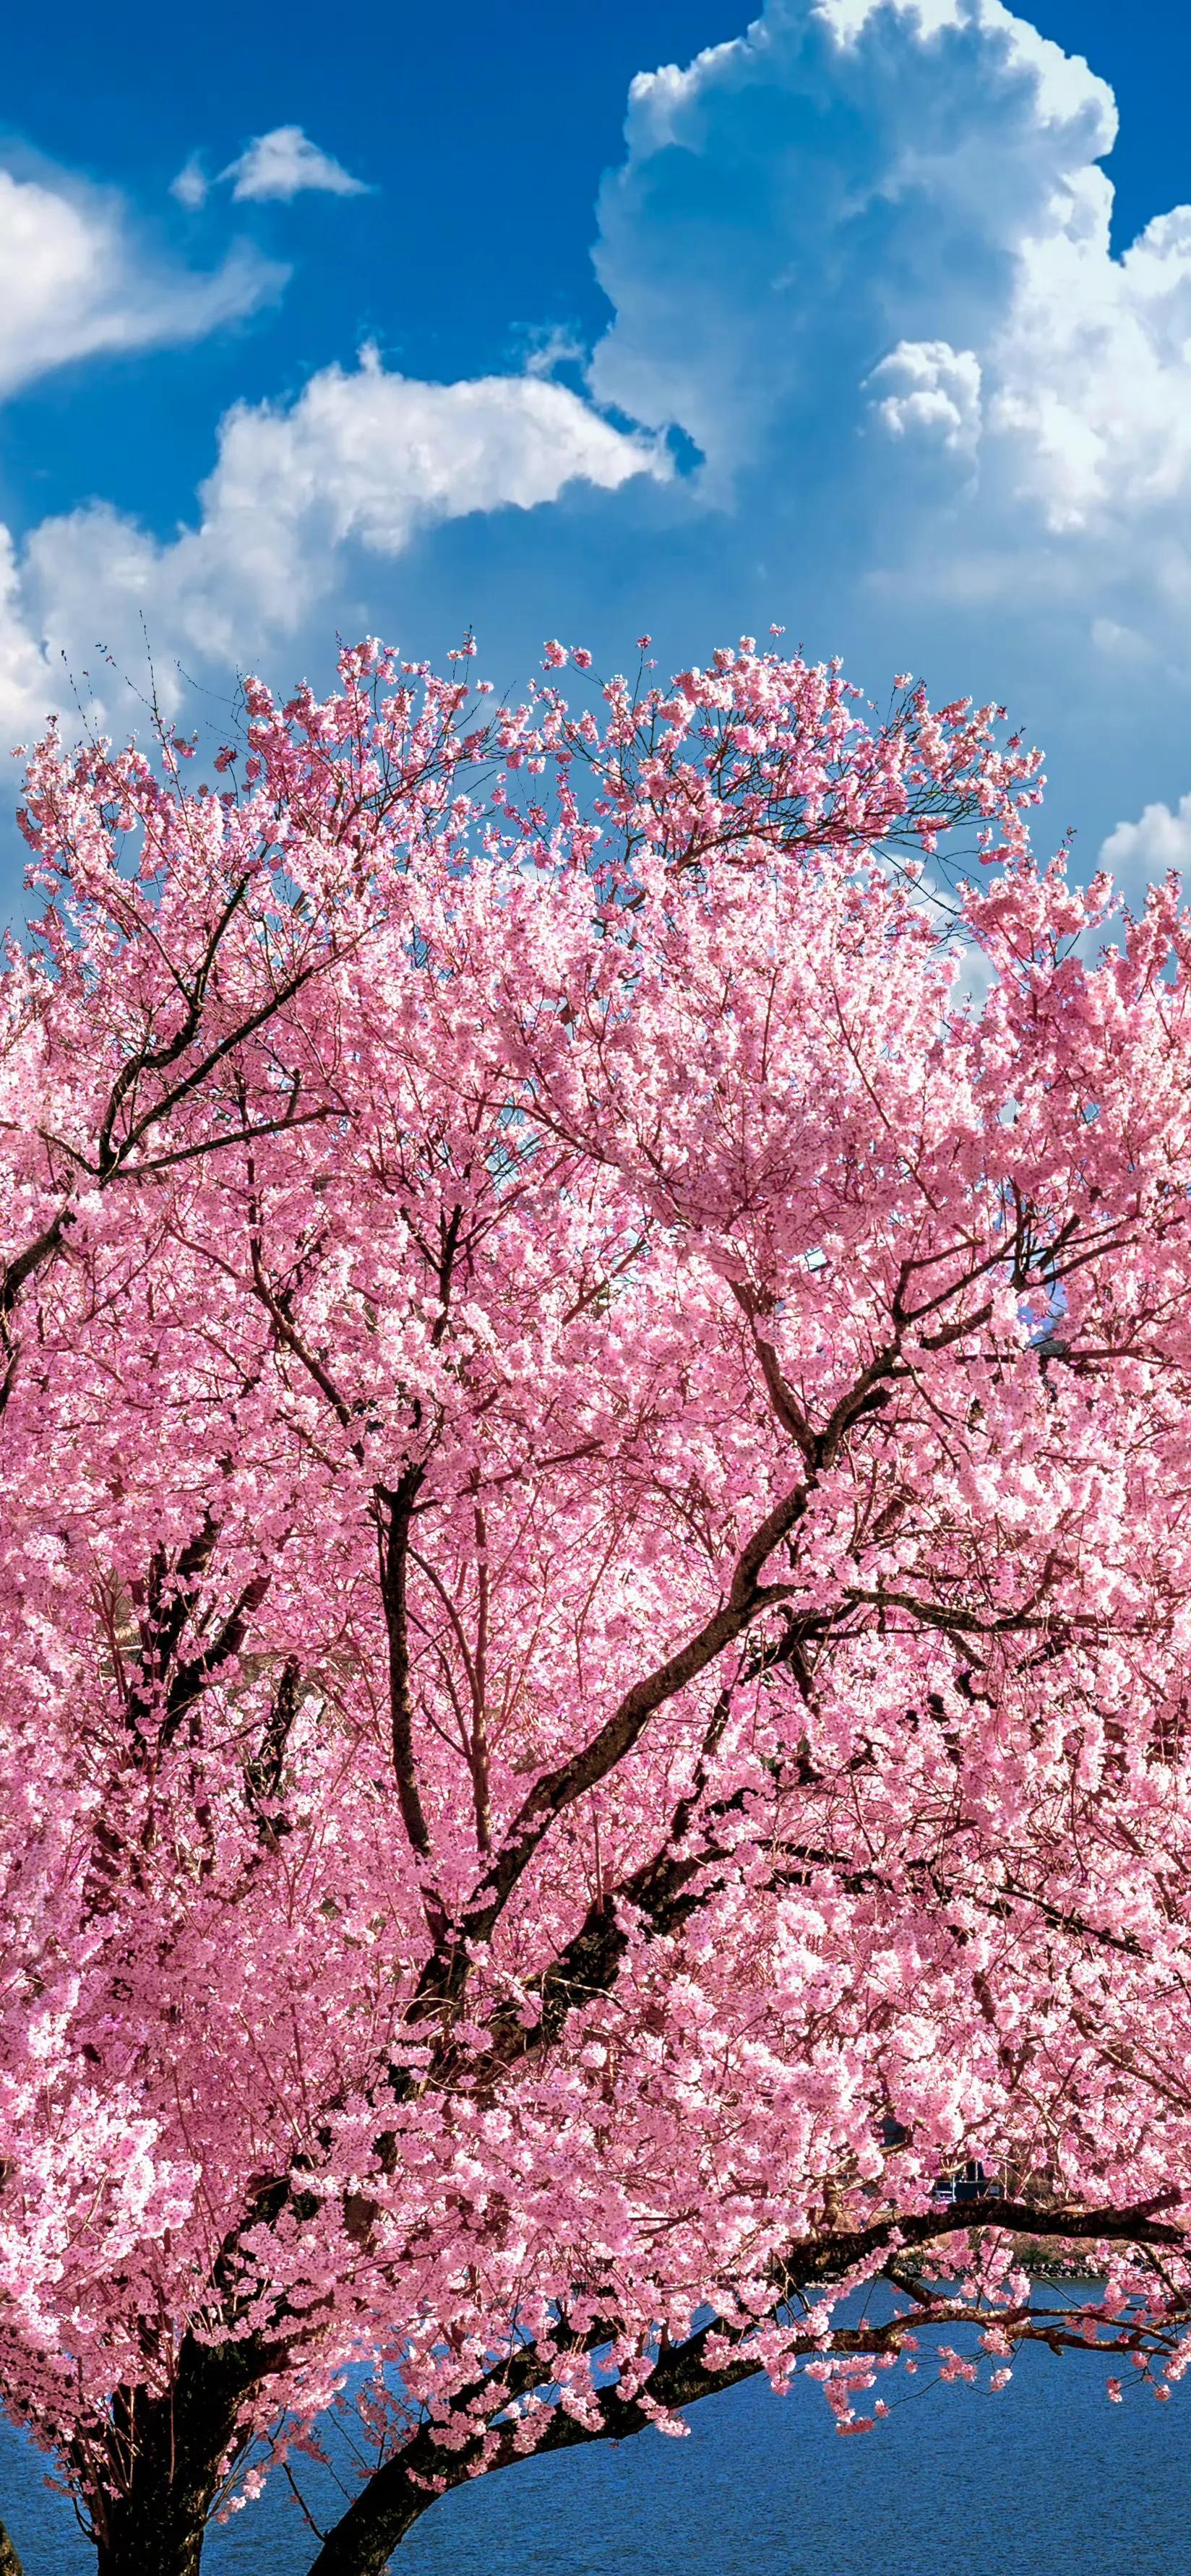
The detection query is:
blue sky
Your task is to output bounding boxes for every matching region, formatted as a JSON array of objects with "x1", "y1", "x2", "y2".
[{"x1": 3, "y1": 0, "x2": 1191, "y2": 903}]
